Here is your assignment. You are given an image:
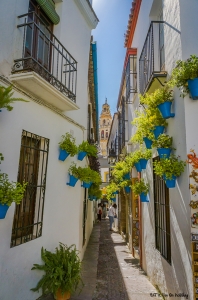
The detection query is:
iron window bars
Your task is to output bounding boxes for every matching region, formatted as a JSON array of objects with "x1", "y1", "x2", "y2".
[
  {"x1": 11, "y1": 130, "x2": 49, "y2": 247},
  {"x1": 153, "y1": 157, "x2": 171, "y2": 264},
  {"x1": 126, "y1": 54, "x2": 137, "y2": 103},
  {"x1": 139, "y1": 21, "x2": 166, "y2": 95},
  {"x1": 12, "y1": 12, "x2": 77, "y2": 102}
]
